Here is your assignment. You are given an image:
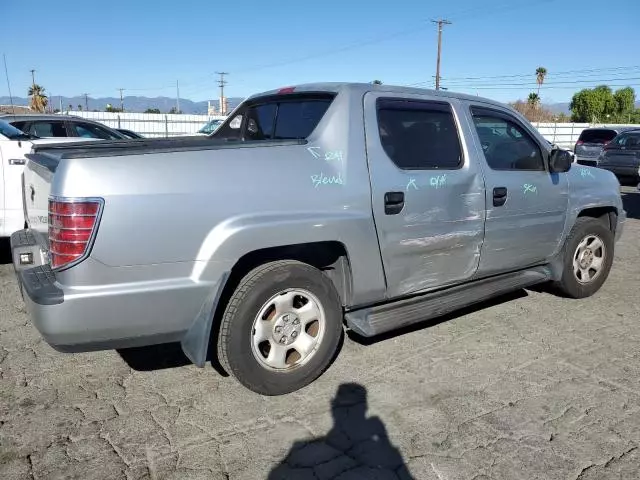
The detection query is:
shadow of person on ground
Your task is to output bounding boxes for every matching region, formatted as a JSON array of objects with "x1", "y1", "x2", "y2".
[
  {"x1": 622, "y1": 189, "x2": 640, "y2": 220},
  {"x1": 268, "y1": 383, "x2": 414, "y2": 480}
]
